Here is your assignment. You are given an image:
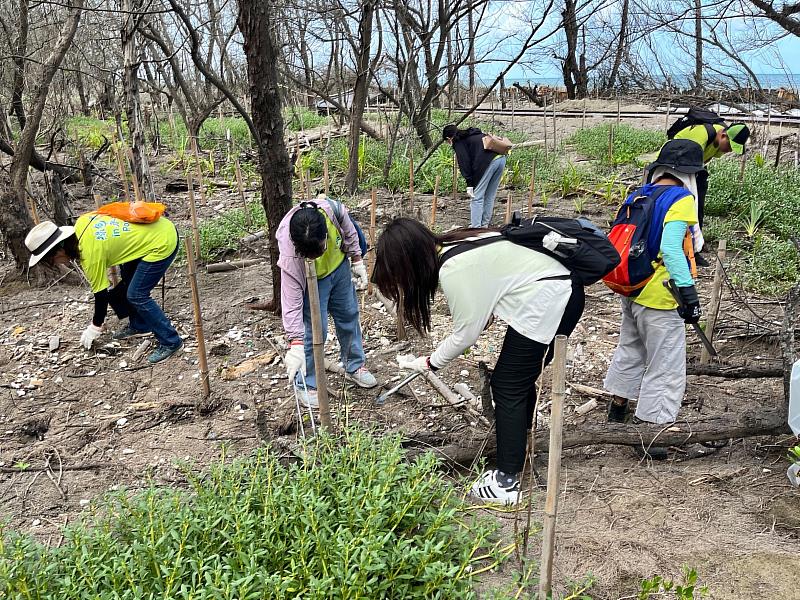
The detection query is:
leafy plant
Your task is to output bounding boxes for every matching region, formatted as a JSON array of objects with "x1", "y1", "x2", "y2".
[
  {"x1": 573, "y1": 195, "x2": 587, "y2": 214},
  {"x1": 568, "y1": 124, "x2": 665, "y2": 166},
  {"x1": 638, "y1": 567, "x2": 708, "y2": 599},
  {"x1": 739, "y1": 198, "x2": 765, "y2": 238},
  {"x1": 557, "y1": 163, "x2": 586, "y2": 198},
  {"x1": 0, "y1": 429, "x2": 501, "y2": 599},
  {"x1": 788, "y1": 445, "x2": 800, "y2": 464}
]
